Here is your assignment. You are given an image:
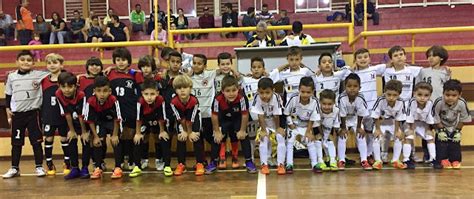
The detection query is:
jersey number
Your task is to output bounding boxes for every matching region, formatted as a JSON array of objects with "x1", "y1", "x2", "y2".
[
  {"x1": 194, "y1": 89, "x2": 202, "y2": 96},
  {"x1": 15, "y1": 129, "x2": 21, "y2": 139},
  {"x1": 115, "y1": 87, "x2": 125, "y2": 96},
  {"x1": 51, "y1": 96, "x2": 57, "y2": 106},
  {"x1": 423, "y1": 77, "x2": 432, "y2": 84},
  {"x1": 26, "y1": 91, "x2": 30, "y2": 98}
]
